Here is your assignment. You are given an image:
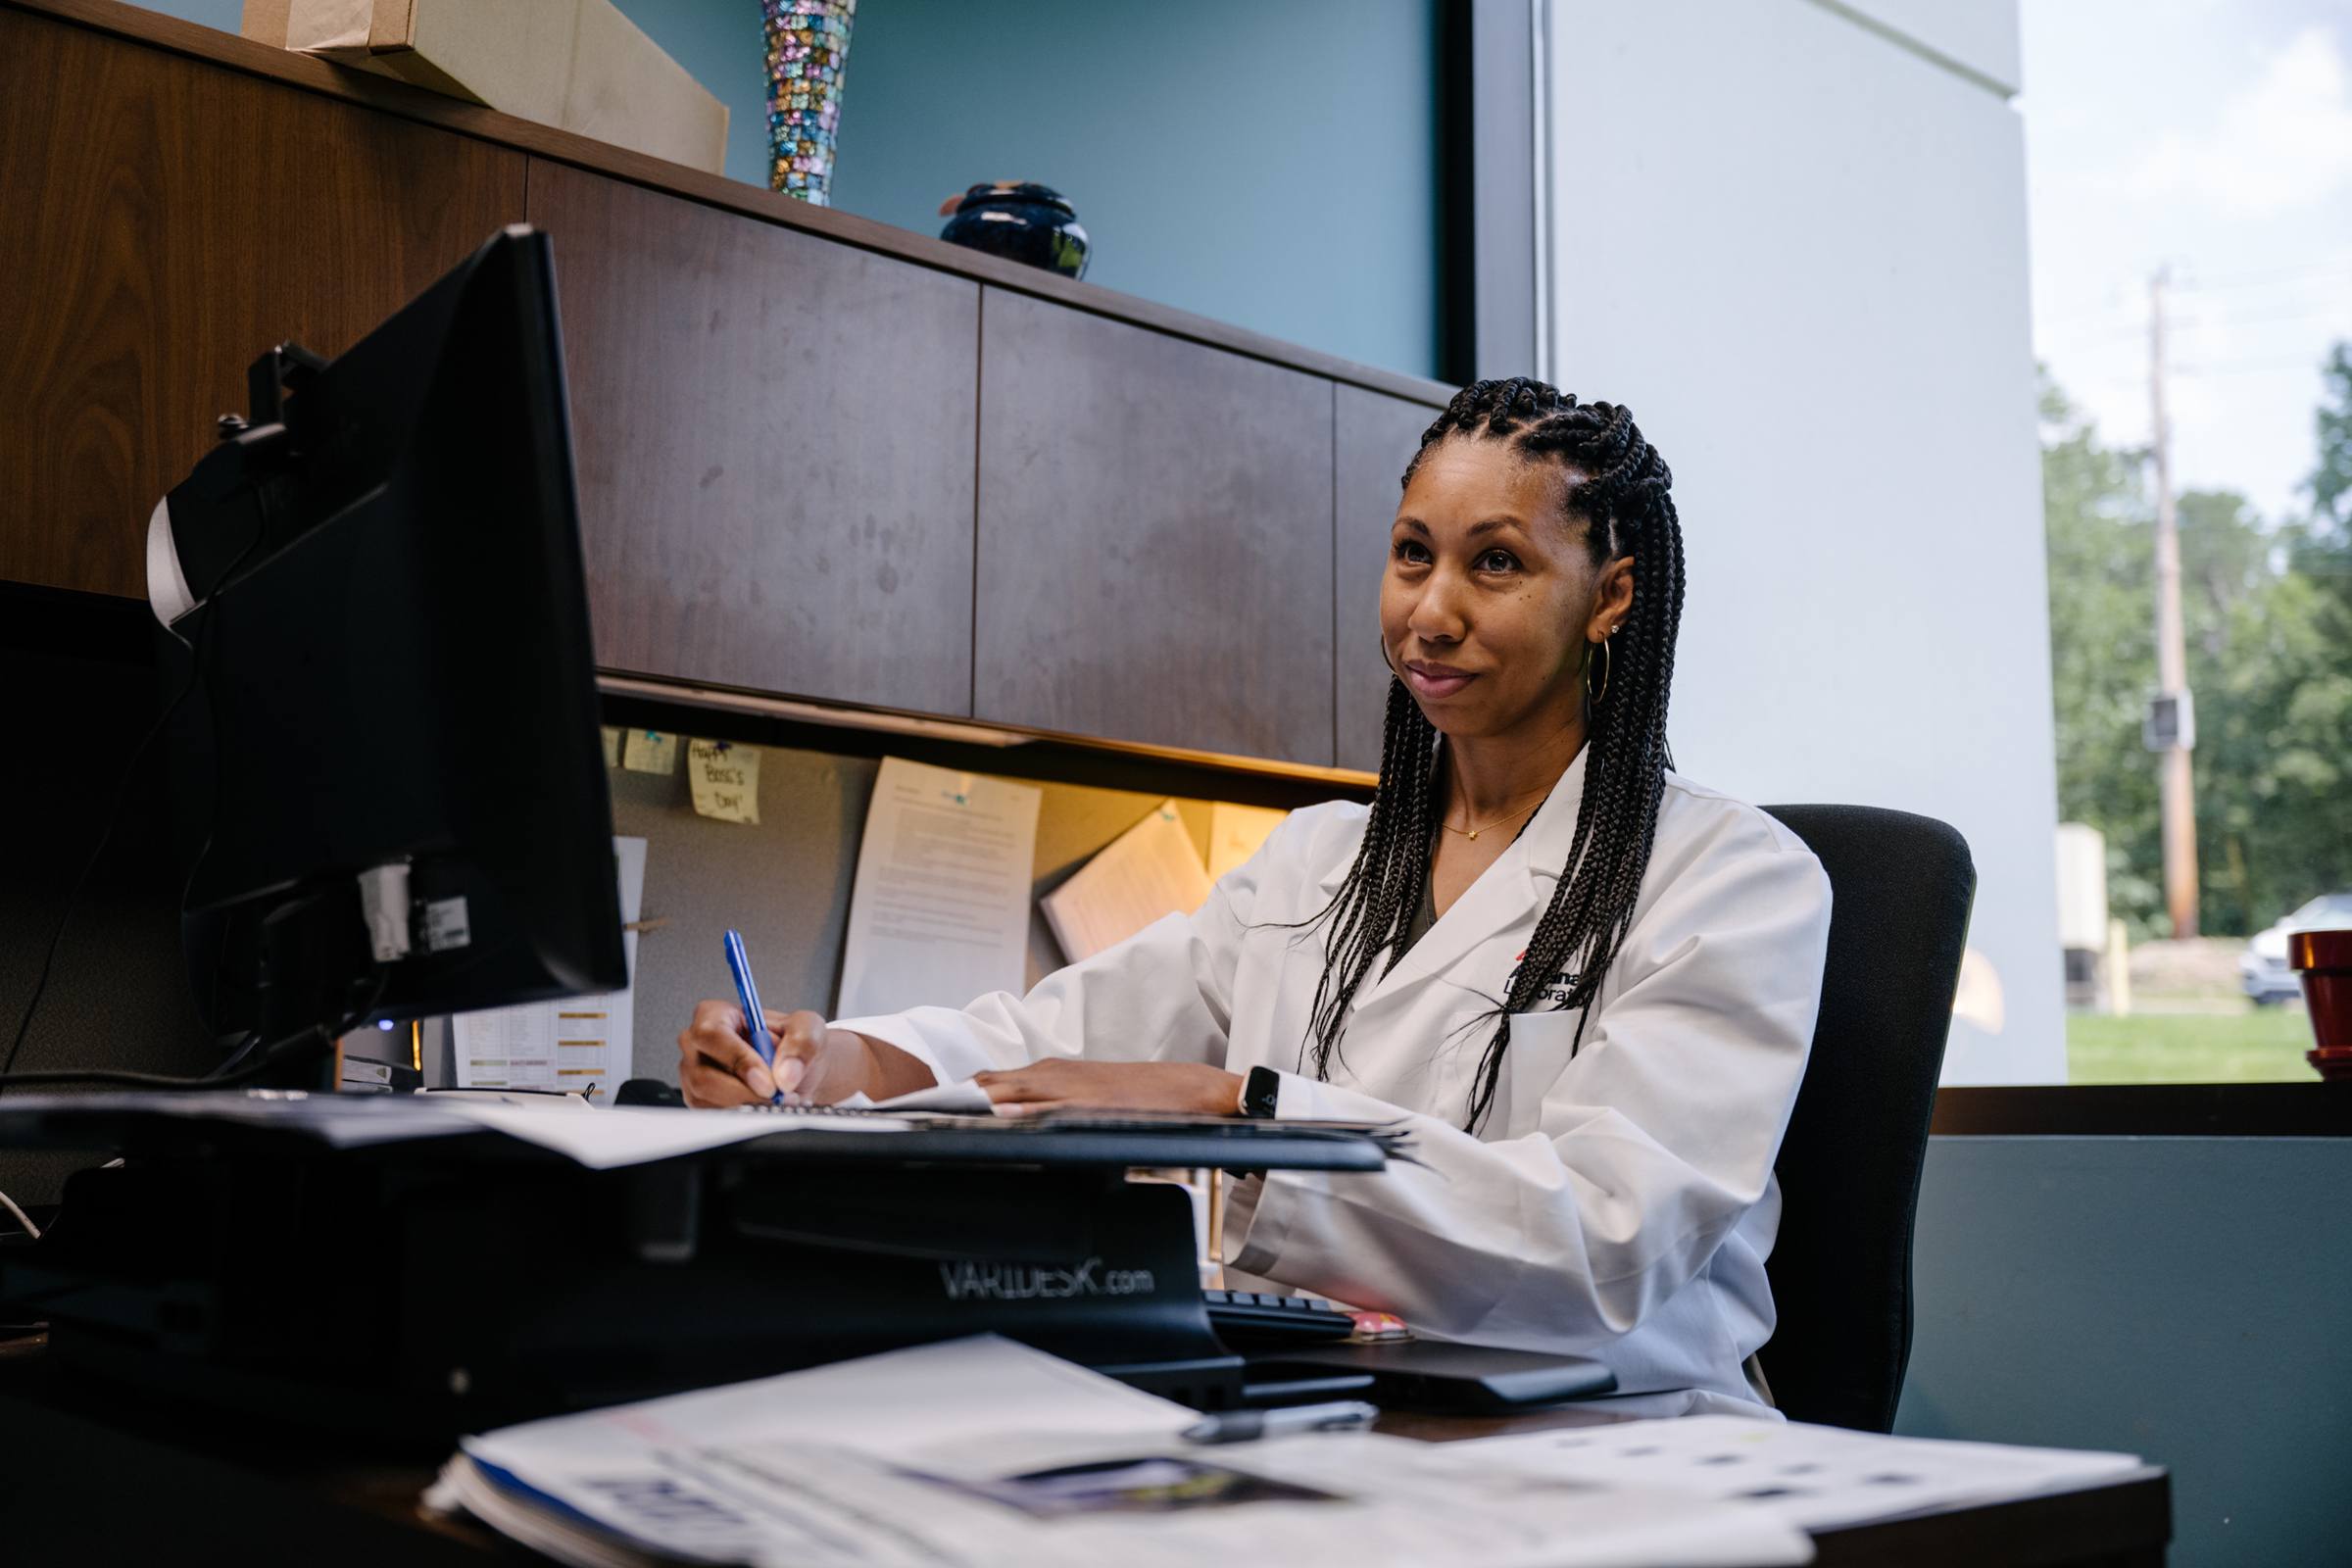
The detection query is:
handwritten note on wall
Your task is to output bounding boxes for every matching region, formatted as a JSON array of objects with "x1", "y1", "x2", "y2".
[
  {"x1": 688, "y1": 739, "x2": 761, "y2": 824},
  {"x1": 622, "y1": 729, "x2": 678, "y2": 775}
]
